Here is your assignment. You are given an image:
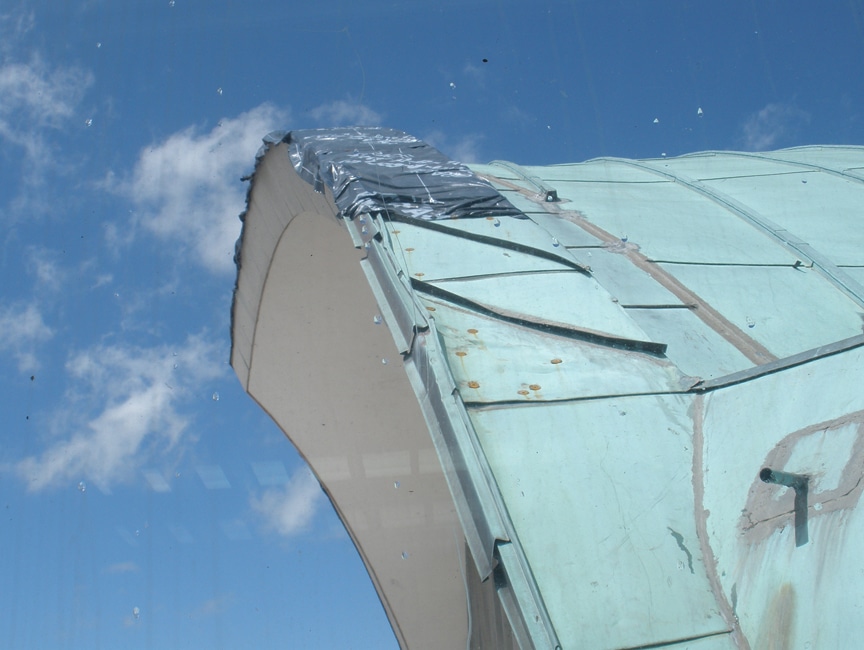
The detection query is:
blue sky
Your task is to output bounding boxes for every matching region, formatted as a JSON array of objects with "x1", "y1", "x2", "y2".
[{"x1": 0, "y1": 0, "x2": 862, "y2": 647}]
